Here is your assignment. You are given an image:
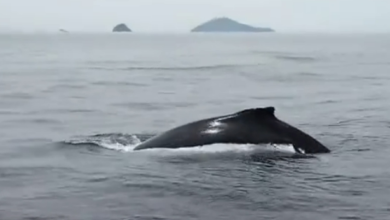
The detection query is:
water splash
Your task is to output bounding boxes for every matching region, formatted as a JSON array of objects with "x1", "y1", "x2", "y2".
[
  {"x1": 64, "y1": 133, "x2": 145, "y2": 152},
  {"x1": 63, "y1": 133, "x2": 299, "y2": 156}
]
